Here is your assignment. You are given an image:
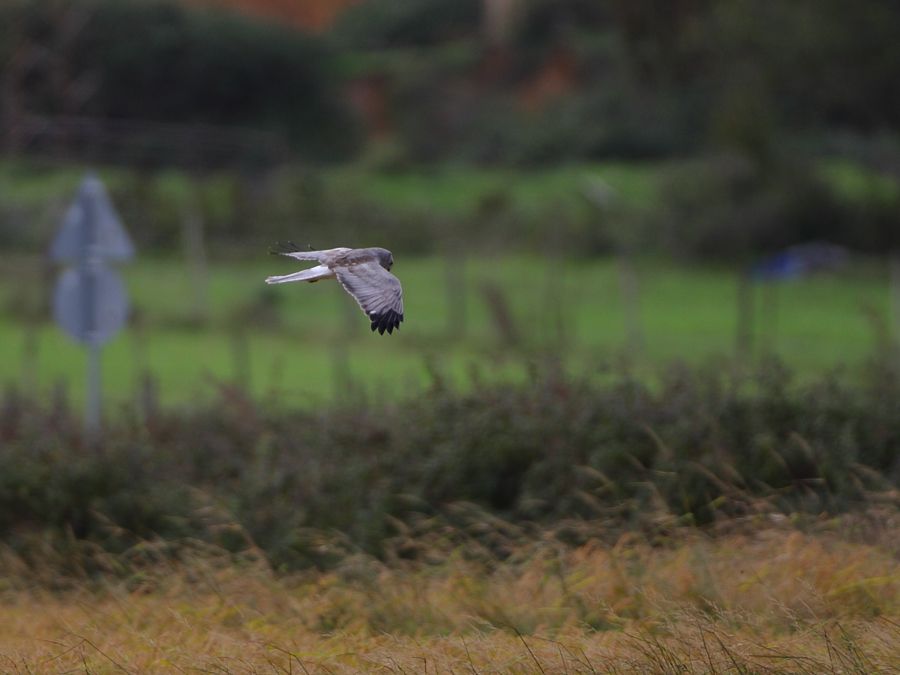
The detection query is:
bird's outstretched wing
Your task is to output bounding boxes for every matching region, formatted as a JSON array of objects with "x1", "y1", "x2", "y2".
[
  {"x1": 269, "y1": 243, "x2": 352, "y2": 263},
  {"x1": 335, "y1": 261, "x2": 404, "y2": 334}
]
